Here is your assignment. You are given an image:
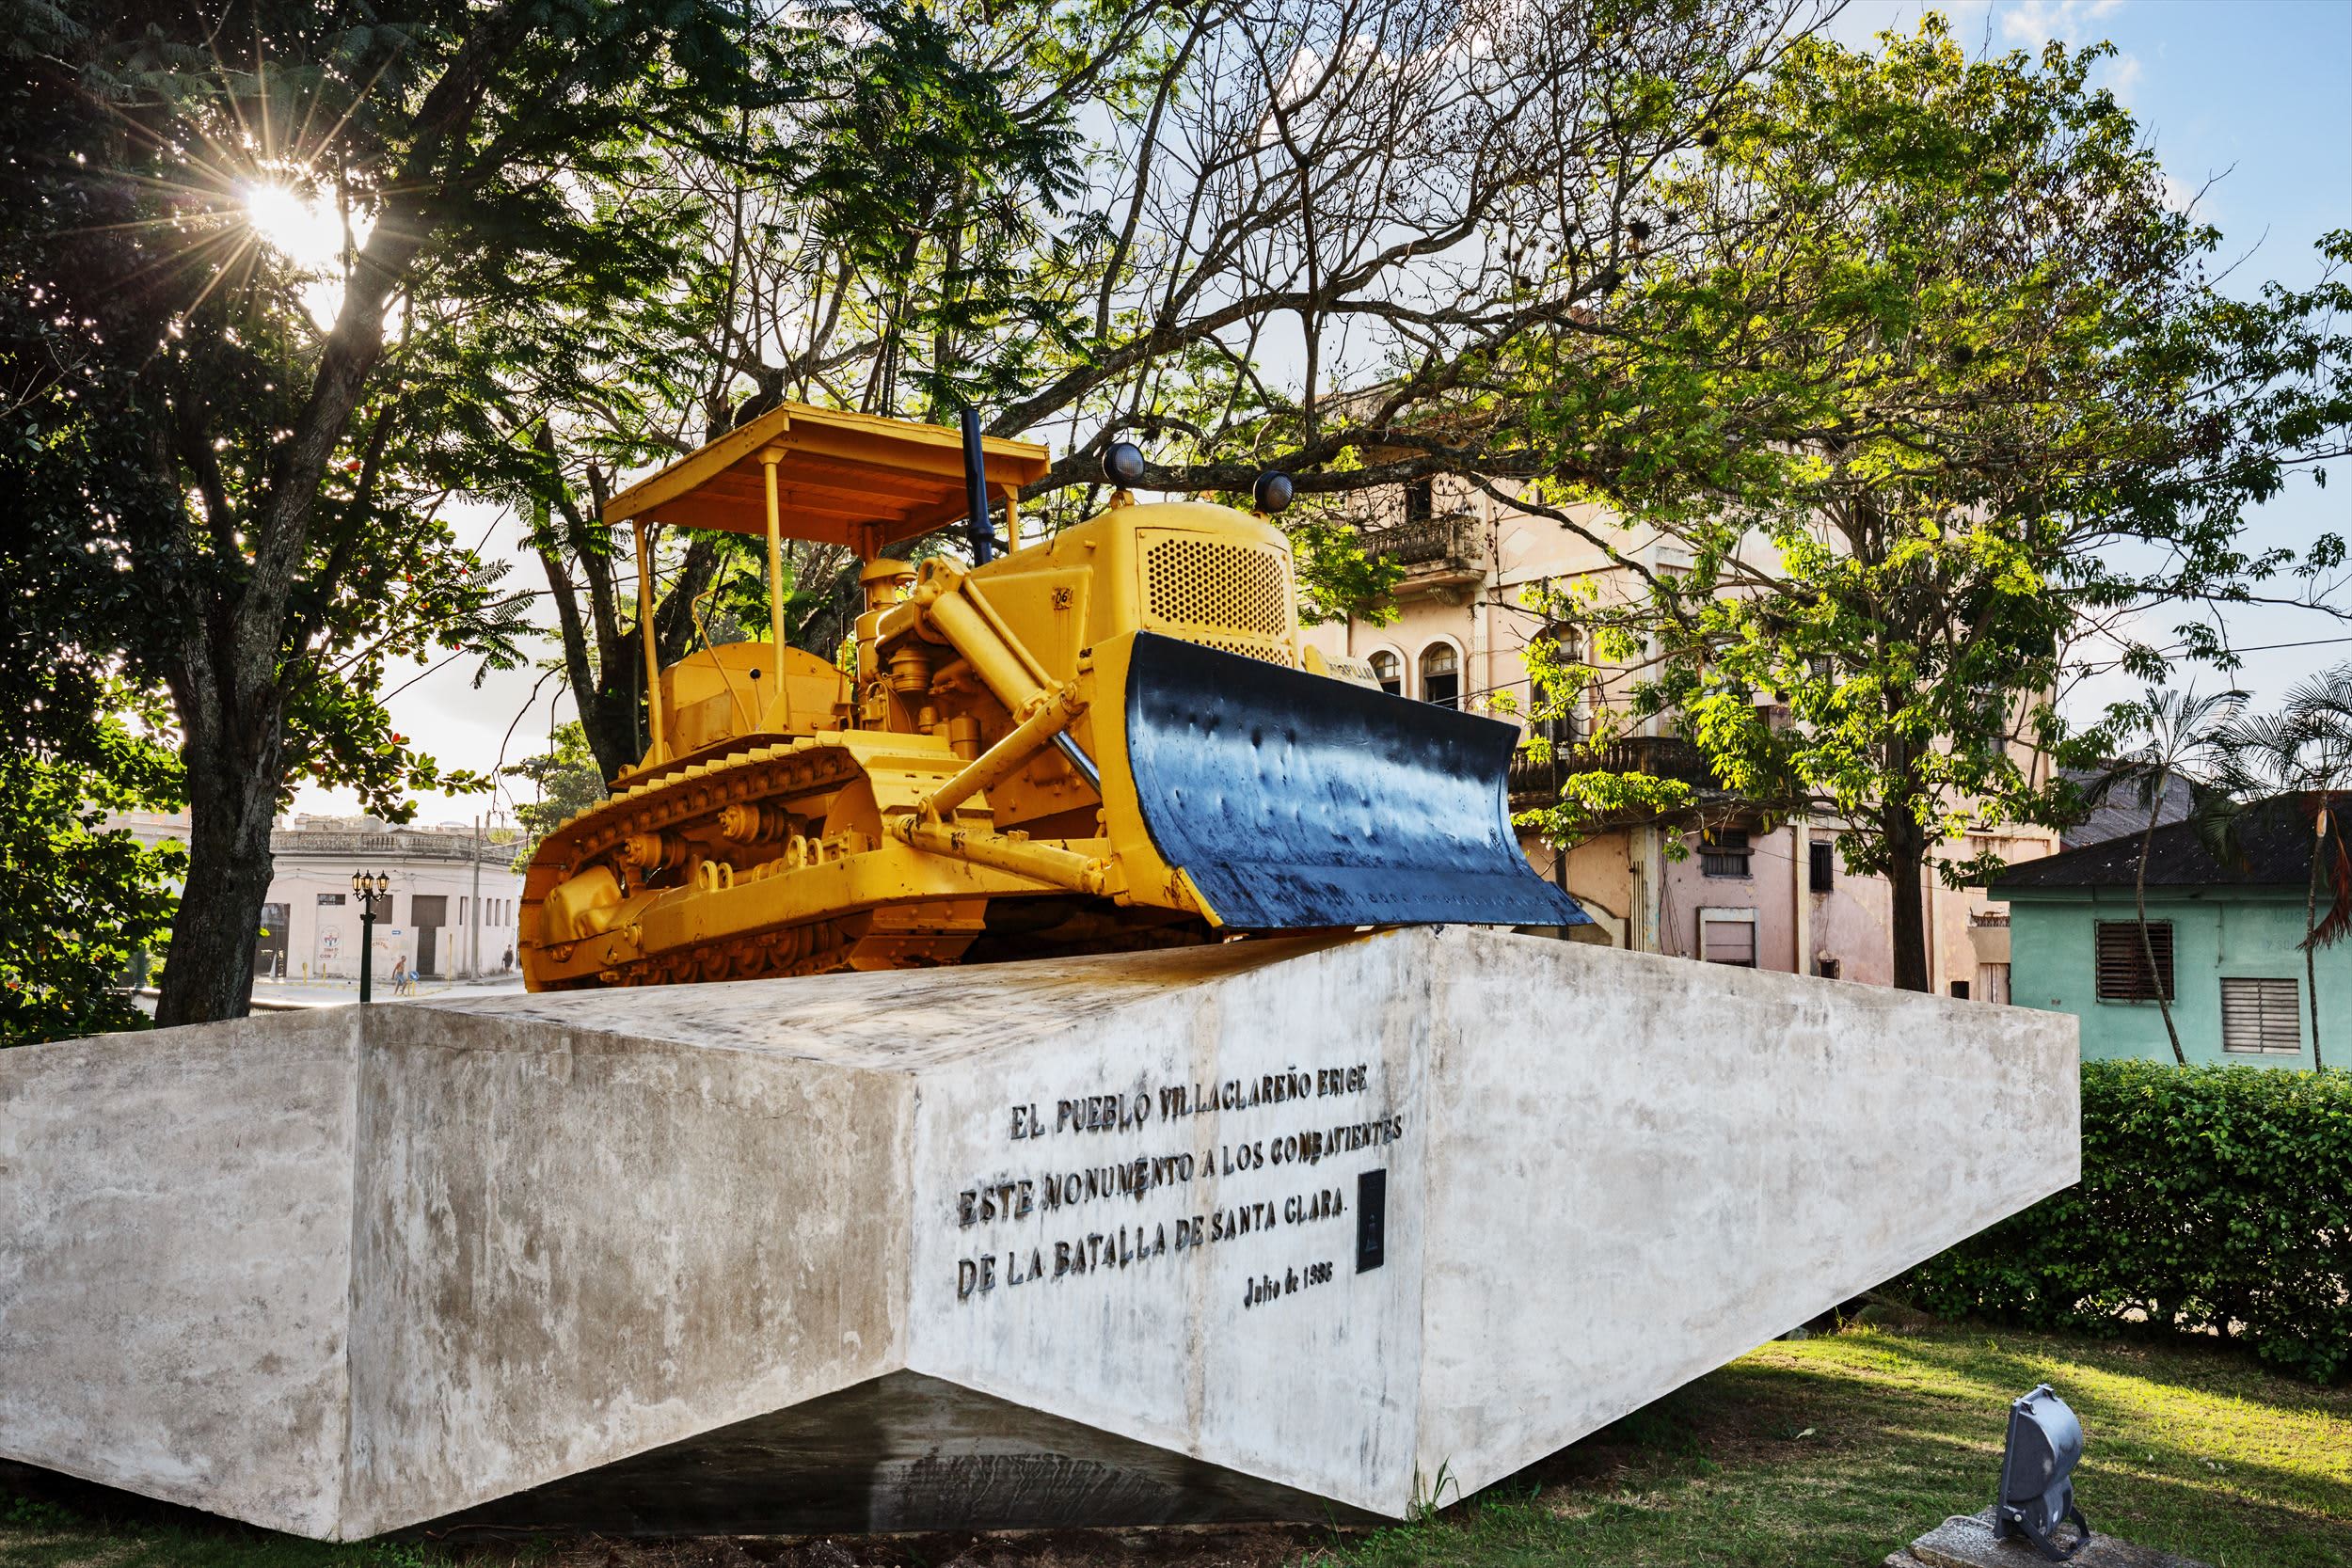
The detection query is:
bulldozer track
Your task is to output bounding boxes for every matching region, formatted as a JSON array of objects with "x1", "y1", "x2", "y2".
[
  {"x1": 588, "y1": 916, "x2": 866, "y2": 989},
  {"x1": 525, "y1": 735, "x2": 978, "y2": 990},
  {"x1": 534, "y1": 736, "x2": 873, "y2": 875}
]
